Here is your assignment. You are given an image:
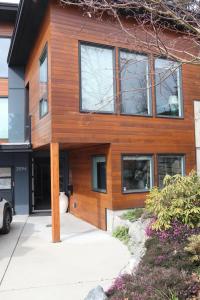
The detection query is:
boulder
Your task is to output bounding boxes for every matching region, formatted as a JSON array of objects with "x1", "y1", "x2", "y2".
[{"x1": 84, "y1": 286, "x2": 108, "y2": 300}]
